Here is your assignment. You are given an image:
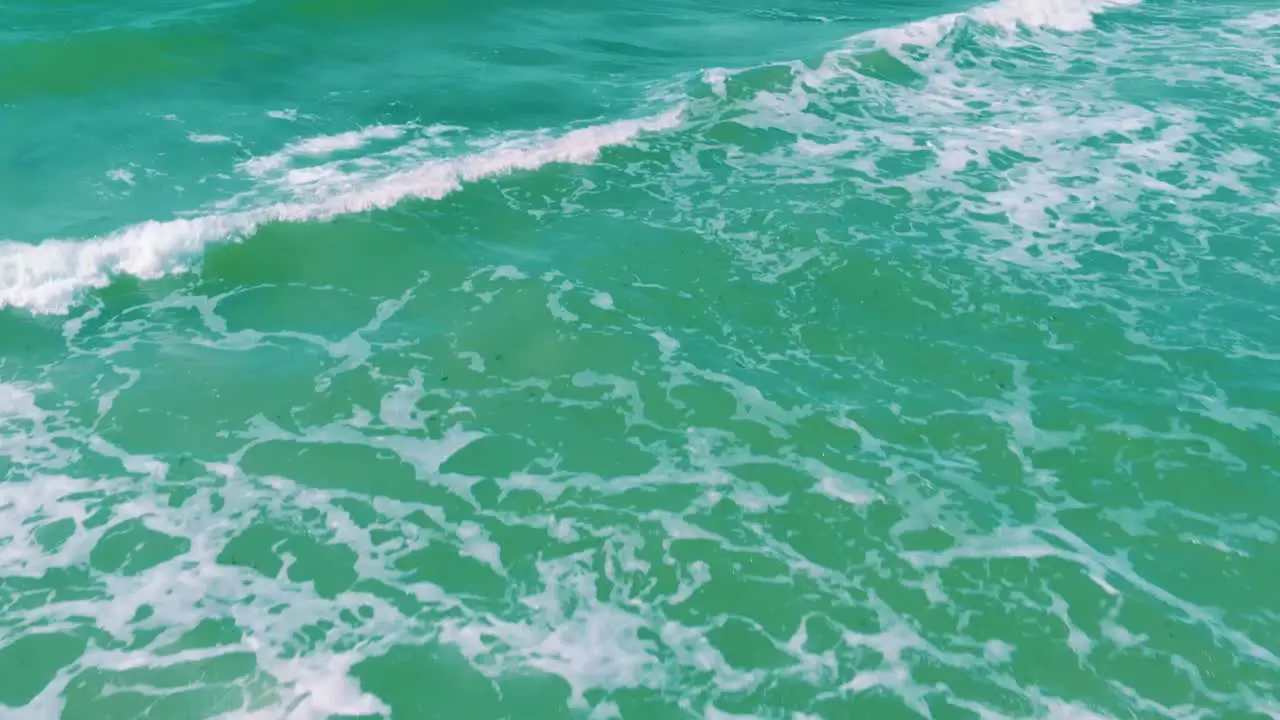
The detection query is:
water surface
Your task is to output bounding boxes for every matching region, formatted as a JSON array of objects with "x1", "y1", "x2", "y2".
[{"x1": 1, "y1": 0, "x2": 1278, "y2": 717}]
